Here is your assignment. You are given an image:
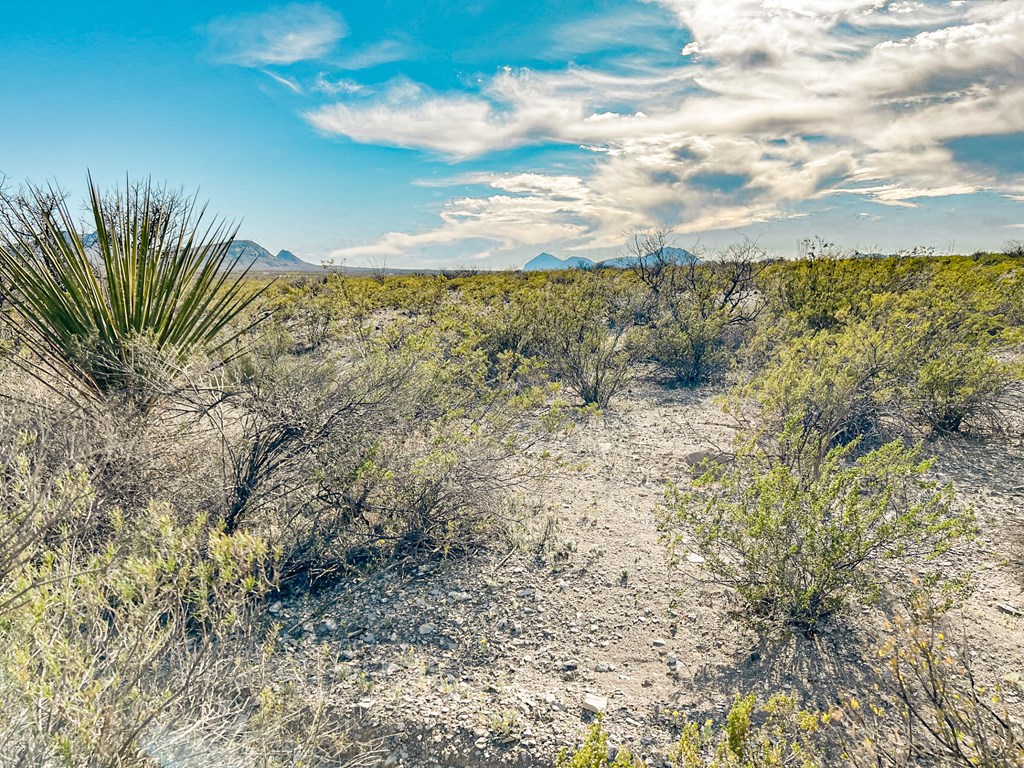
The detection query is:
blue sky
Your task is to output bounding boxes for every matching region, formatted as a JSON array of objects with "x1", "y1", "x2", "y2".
[{"x1": 2, "y1": 1, "x2": 1023, "y2": 267}]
